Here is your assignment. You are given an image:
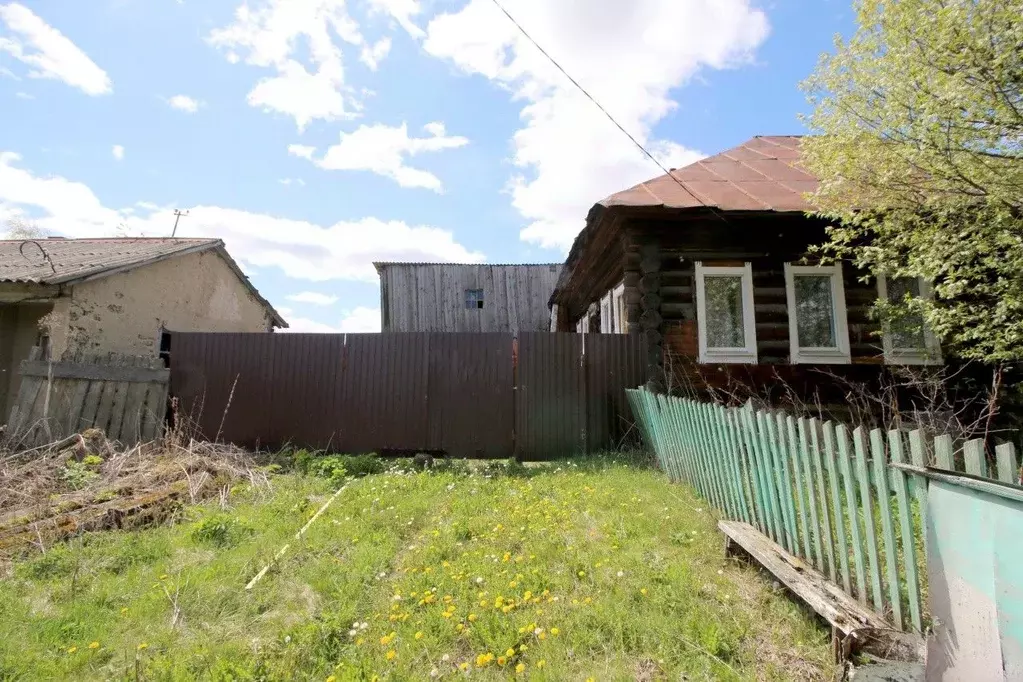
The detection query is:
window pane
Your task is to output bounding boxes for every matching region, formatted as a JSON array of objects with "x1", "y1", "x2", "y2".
[
  {"x1": 794, "y1": 275, "x2": 836, "y2": 348},
  {"x1": 704, "y1": 276, "x2": 746, "y2": 348},
  {"x1": 887, "y1": 277, "x2": 926, "y2": 349}
]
